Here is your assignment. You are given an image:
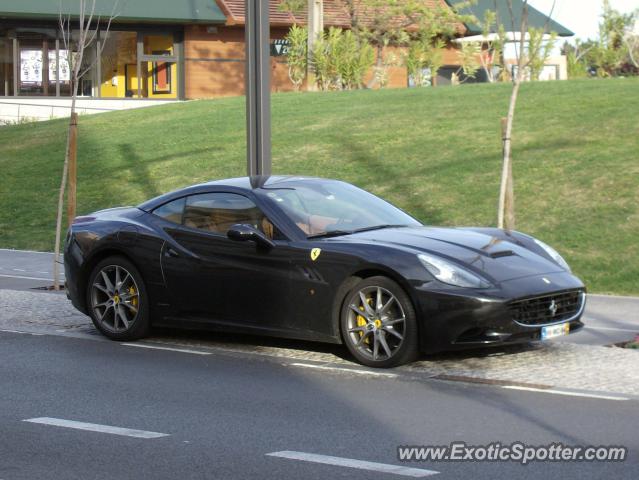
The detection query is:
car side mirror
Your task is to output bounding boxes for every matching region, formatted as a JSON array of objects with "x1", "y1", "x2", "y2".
[{"x1": 227, "y1": 224, "x2": 275, "y2": 249}]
